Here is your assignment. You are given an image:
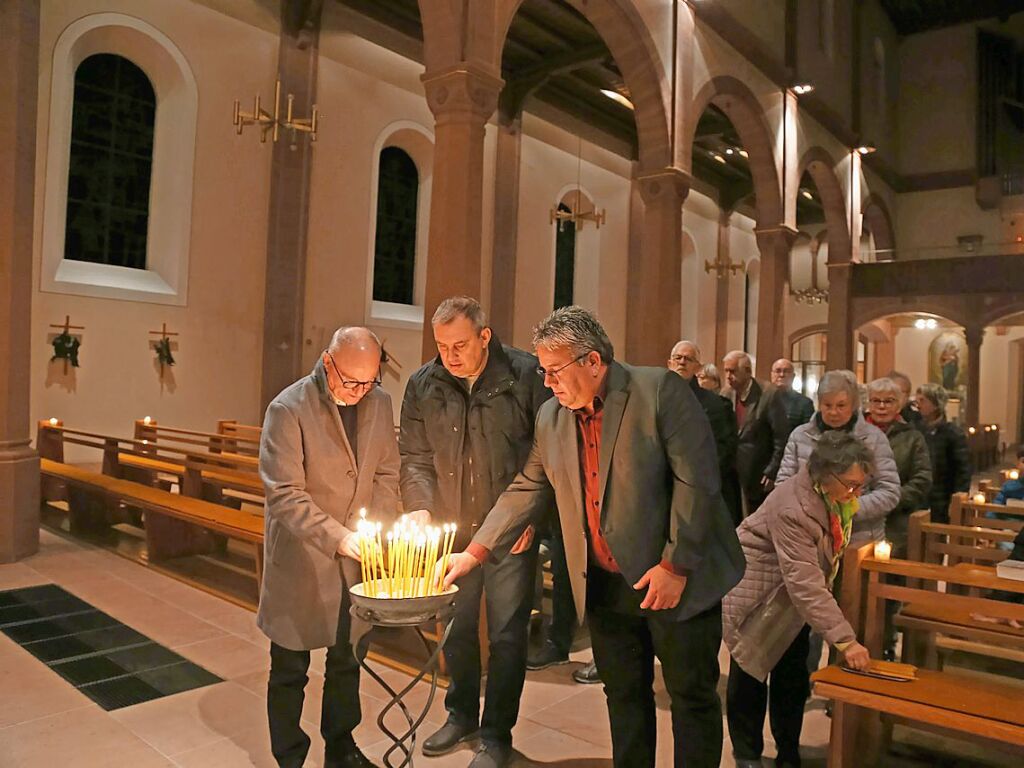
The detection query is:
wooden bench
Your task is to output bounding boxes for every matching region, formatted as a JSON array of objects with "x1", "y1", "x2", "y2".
[
  {"x1": 40, "y1": 458, "x2": 264, "y2": 591},
  {"x1": 949, "y1": 491, "x2": 1024, "y2": 534},
  {"x1": 810, "y1": 546, "x2": 1024, "y2": 766}
]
